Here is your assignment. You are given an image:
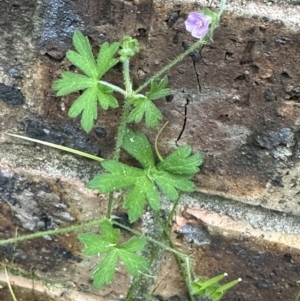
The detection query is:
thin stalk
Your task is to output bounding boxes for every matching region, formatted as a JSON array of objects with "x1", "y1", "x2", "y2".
[
  {"x1": 155, "y1": 121, "x2": 169, "y2": 161},
  {"x1": 0, "y1": 218, "x2": 105, "y2": 246},
  {"x1": 294, "y1": 290, "x2": 300, "y2": 301},
  {"x1": 151, "y1": 204, "x2": 196, "y2": 301},
  {"x1": 6, "y1": 133, "x2": 103, "y2": 162},
  {"x1": 123, "y1": 59, "x2": 132, "y2": 96},
  {"x1": 106, "y1": 99, "x2": 131, "y2": 218},
  {"x1": 99, "y1": 80, "x2": 126, "y2": 96},
  {"x1": 113, "y1": 221, "x2": 187, "y2": 259},
  {"x1": 5, "y1": 267, "x2": 18, "y2": 301},
  {"x1": 134, "y1": 38, "x2": 205, "y2": 94},
  {"x1": 218, "y1": 0, "x2": 226, "y2": 18},
  {"x1": 107, "y1": 59, "x2": 133, "y2": 217},
  {"x1": 126, "y1": 201, "x2": 178, "y2": 301},
  {"x1": 125, "y1": 243, "x2": 161, "y2": 301},
  {"x1": 113, "y1": 59, "x2": 132, "y2": 162}
]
